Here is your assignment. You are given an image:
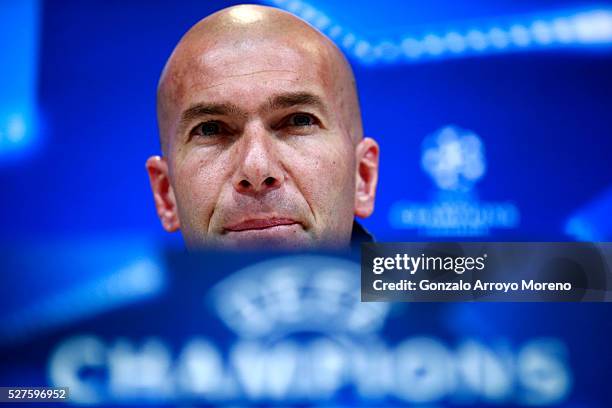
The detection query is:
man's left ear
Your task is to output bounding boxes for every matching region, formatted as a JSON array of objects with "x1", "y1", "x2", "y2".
[{"x1": 354, "y1": 137, "x2": 380, "y2": 218}]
